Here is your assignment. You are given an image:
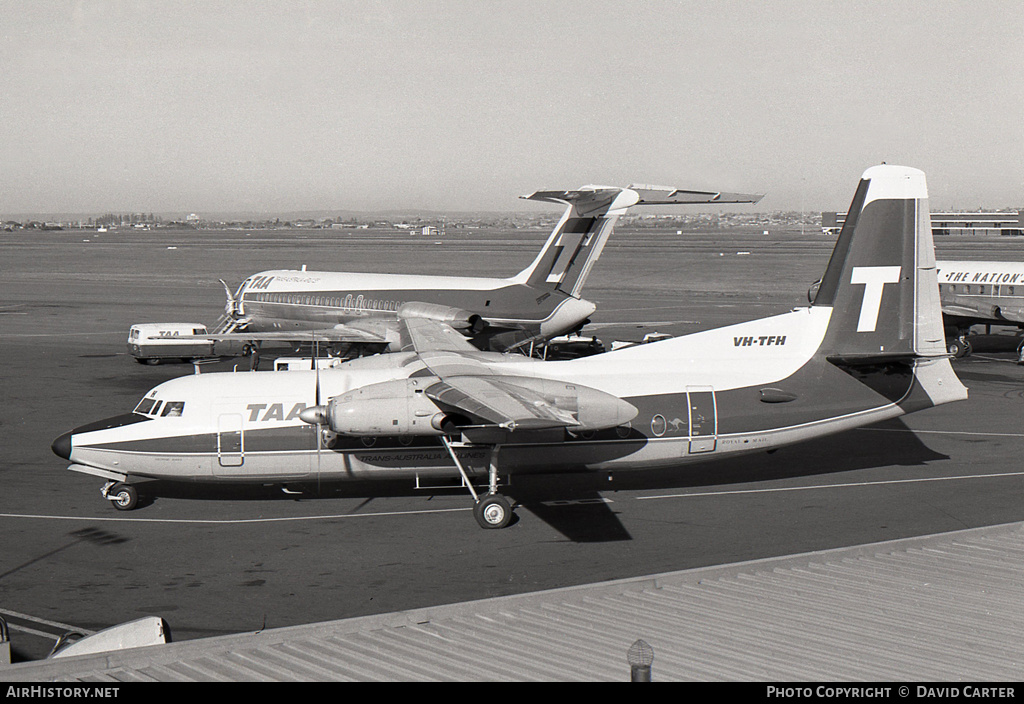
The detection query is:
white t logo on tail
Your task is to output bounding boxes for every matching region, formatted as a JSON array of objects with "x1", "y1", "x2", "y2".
[{"x1": 850, "y1": 266, "x2": 902, "y2": 332}]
